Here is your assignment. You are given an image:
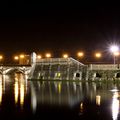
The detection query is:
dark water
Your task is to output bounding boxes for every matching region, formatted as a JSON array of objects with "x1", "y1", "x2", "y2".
[{"x1": 0, "y1": 73, "x2": 120, "y2": 120}]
